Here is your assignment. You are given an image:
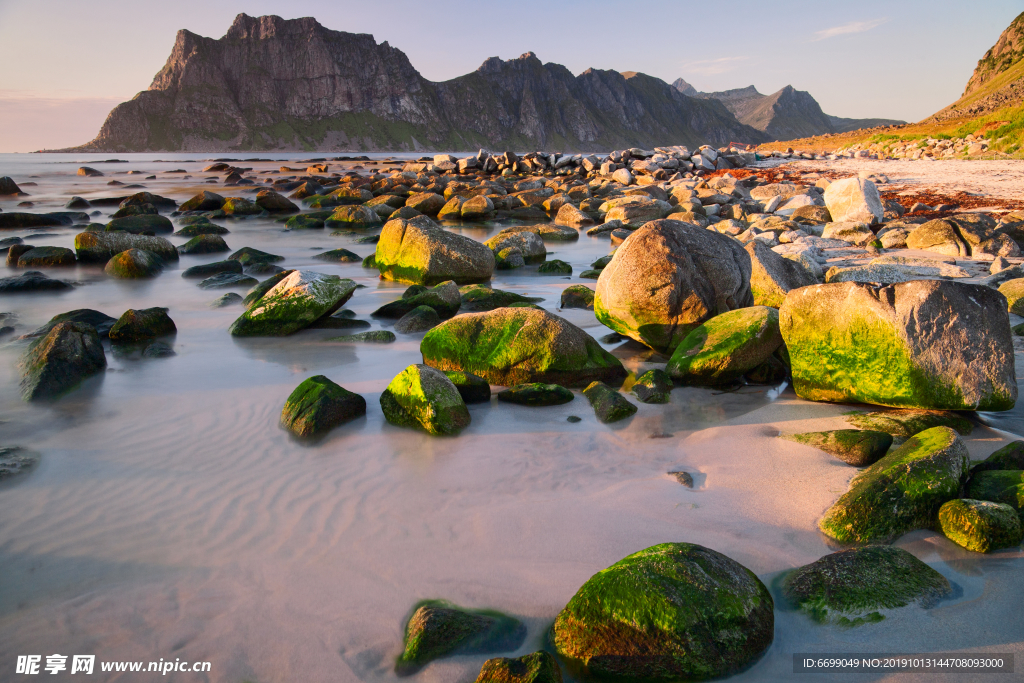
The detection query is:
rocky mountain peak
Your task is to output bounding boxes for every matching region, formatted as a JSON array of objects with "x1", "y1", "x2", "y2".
[
  {"x1": 671, "y1": 78, "x2": 697, "y2": 96},
  {"x1": 225, "y1": 13, "x2": 324, "y2": 40},
  {"x1": 964, "y1": 11, "x2": 1024, "y2": 96}
]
